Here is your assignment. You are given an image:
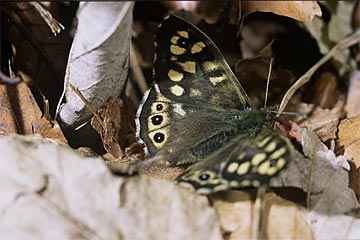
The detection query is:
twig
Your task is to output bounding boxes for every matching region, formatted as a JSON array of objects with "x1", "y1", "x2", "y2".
[
  {"x1": 251, "y1": 187, "x2": 266, "y2": 239},
  {"x1": 68, "y1": 83, "x2": 102, "y2": 123},
  {"x1": 0, "y1": 71, "x2": 21, "y2": 84},
  {"x1": 277, "y1": 30, "x2": 360, "y2": 116}
]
